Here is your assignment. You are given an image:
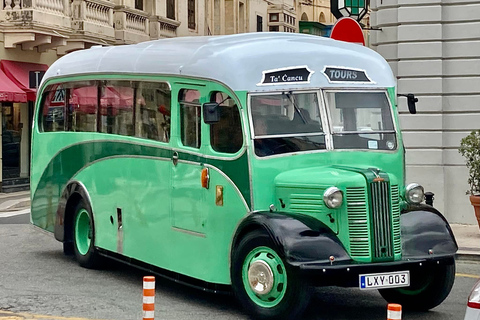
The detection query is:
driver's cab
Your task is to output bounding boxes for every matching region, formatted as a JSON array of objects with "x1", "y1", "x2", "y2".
[{"x1": 248, "y1": 89, "x2": 397, "y2": 157}]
